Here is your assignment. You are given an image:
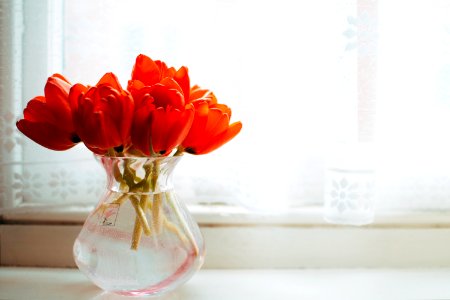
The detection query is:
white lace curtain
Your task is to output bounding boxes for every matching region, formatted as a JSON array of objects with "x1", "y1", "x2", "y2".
[{"x1": 2, "y1": 0, "x2": 450, "y2": 212}]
